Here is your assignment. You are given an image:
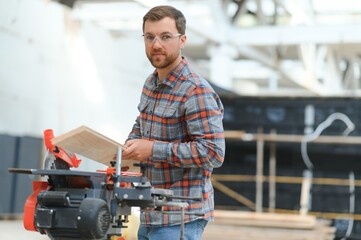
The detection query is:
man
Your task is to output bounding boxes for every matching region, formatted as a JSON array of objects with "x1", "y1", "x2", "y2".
[{"x1": 122, "y1": 5, "x2": 225, "y2": 240}]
